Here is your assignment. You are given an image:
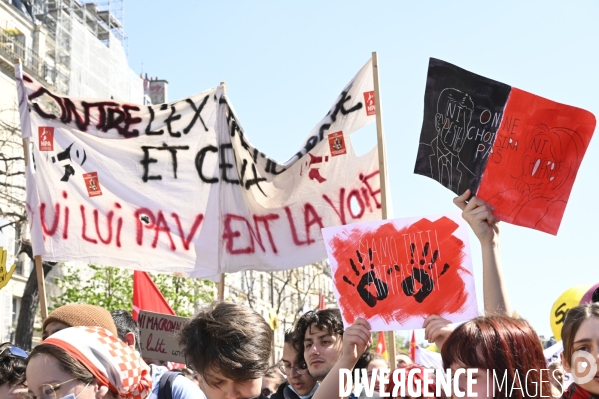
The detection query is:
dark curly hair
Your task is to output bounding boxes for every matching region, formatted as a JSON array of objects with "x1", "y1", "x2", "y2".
[
  {"x1": 0, "y1": 343, "x2": 27, "y2": 387},
  {"x1": 291, "y1": 309, "x2": 344, "y2": 368},
  {"x1": 177, "y1": 301, "x2": 273, "y2": 387}
]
